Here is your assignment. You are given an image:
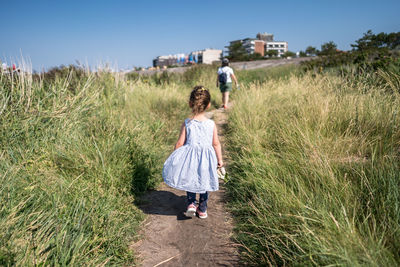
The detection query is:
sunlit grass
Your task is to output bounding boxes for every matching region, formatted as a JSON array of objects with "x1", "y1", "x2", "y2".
[
  {"x1": 1, "y1": 62, "x2": 399, "y2": 266},
  {"x1": 226, "y1": 71, "x2": 400, "y2": 265},
  {"x1": 0, "y1": 68, "x2": 188, "y2": 265}
]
